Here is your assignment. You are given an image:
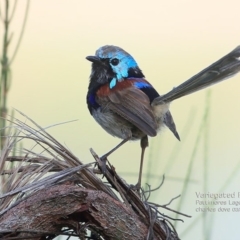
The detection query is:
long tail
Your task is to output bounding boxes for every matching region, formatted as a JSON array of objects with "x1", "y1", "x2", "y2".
[{"x1": 153, "y1": 46, "x2": 240, "y2": 105}]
